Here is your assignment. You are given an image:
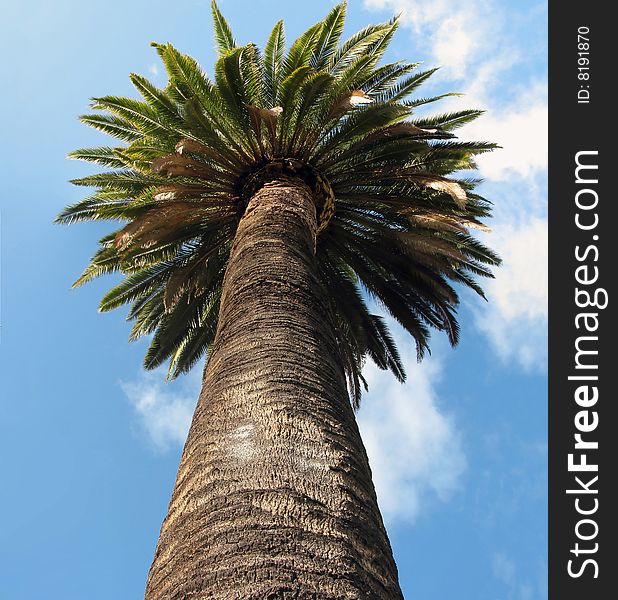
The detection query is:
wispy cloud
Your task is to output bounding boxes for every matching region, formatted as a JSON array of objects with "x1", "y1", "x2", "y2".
[
  {"x1": 120, "y1": 370, "x2": 198, "y2": 451},
  {"x1": 493, "y1": 552, "x2": 517, "y2": 587},
  {"x1": 492, "y1": 552, "x2": 547, "y2": 600},
  {"x1": 364, "y1": 0, "x2": 509, "y2": 79},
  {"x1": 364, "y1": 0, "x2": 547, "y2": 184},
  {"x1": 457, "y1": 80, "x2": 548, "y2": 182},
  {"x1": 358, "y1": 324, "x2": 466, "y2": 523},
  {"x1": 472, "y1": 216, "x2": 548, "y2": 371}
]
